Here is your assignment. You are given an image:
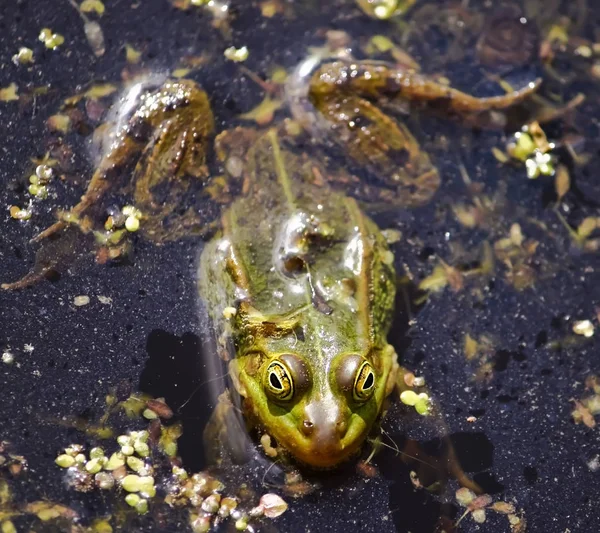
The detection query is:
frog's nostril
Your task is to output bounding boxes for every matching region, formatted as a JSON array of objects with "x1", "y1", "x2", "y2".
[
  {"x1": 301, "y1": 419, "x2": 314, "y2": 436},
  {"x1": 336, "y1": 419, "x2": 348, "y2": 436}
]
